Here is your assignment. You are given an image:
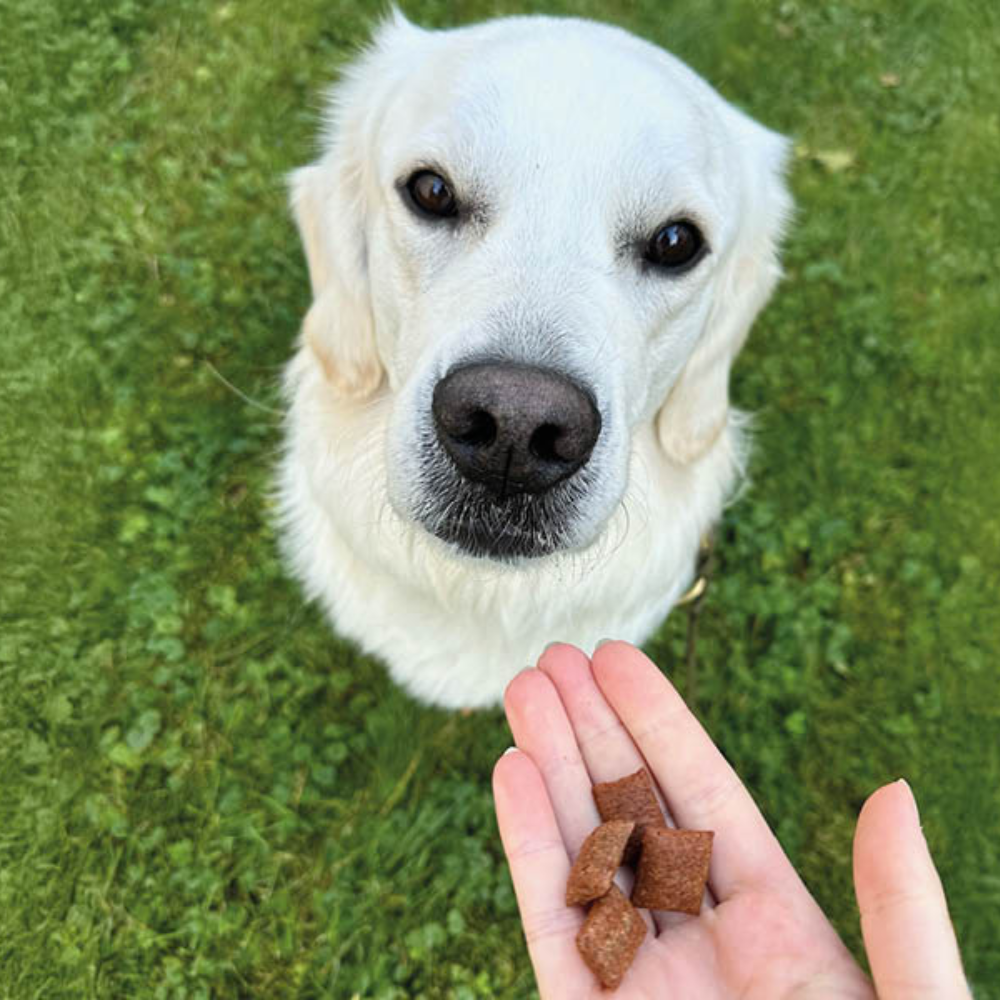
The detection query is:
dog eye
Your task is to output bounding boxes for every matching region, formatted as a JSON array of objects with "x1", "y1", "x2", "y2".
[
  {"x1": 406, "y1": 170, "x2": 458, "y2": 218},
  {"x1": 644, "y1": 221, "x2": 705, "y2": 270}
]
